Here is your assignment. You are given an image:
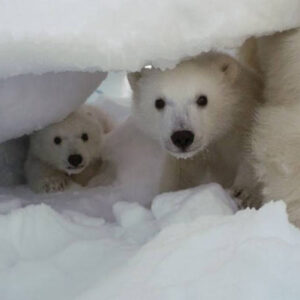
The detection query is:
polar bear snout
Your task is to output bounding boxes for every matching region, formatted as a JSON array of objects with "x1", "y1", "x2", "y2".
[
  {"x1": 171, "y1": 130, "x2": 194, "y2": 150},
  {"x1": 66, "y1": 153, "x2": 87, "y2": 174},
  {"x1": 68, "y1": 154, "x2": 83, "y2": 167}
]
